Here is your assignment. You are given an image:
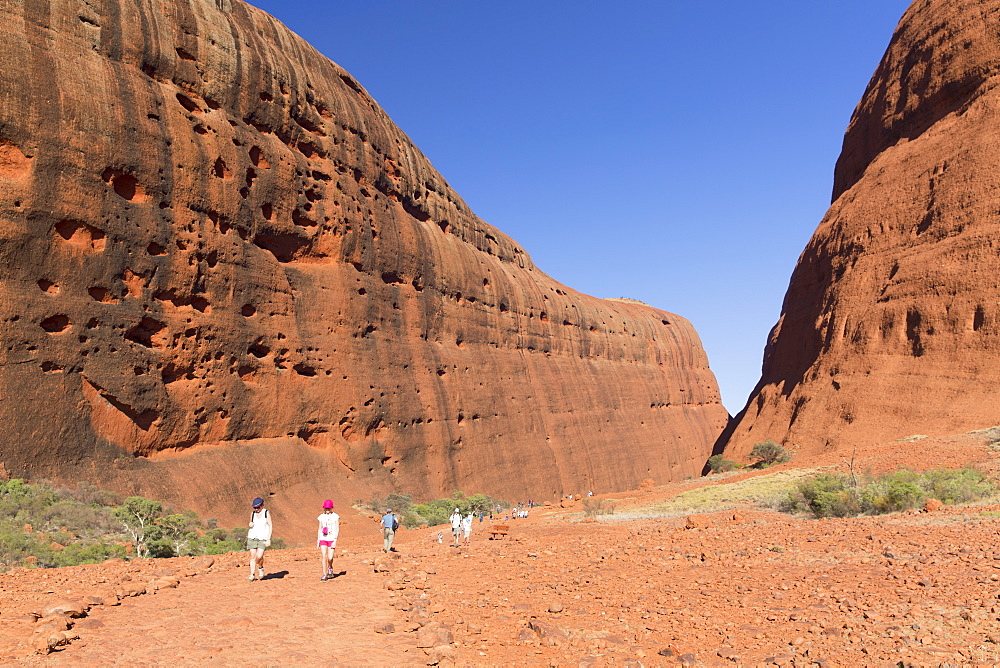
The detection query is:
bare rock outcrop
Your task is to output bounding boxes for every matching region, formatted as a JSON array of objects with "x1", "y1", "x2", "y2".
[
  {"x1": 0, "y1": 0, "x2": 726, "y2": 527},
  {"x1": 720, "y1": 0, "x2": 1000, "y2": 460}
]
